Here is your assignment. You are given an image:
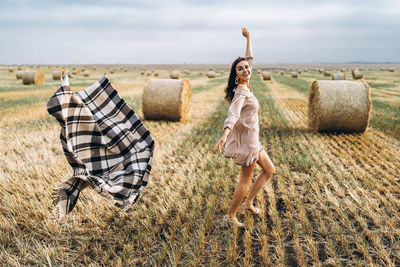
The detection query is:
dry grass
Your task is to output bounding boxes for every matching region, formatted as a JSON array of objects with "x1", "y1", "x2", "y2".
[{"x1": 0, "y1": 66, "x2": 399, "y2": 265}]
